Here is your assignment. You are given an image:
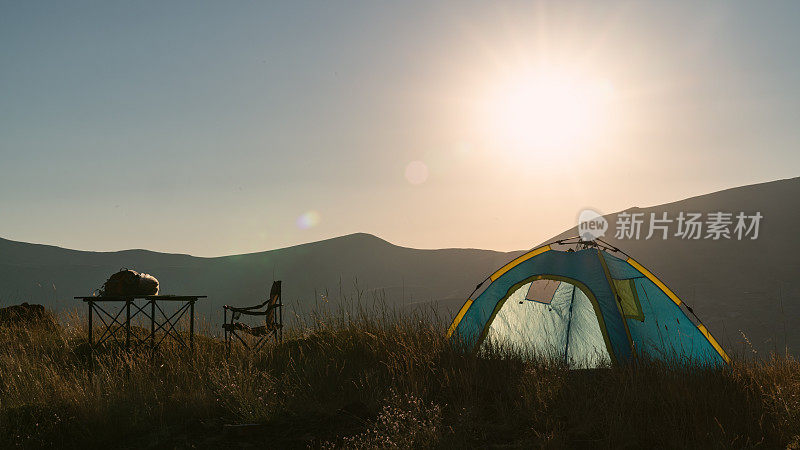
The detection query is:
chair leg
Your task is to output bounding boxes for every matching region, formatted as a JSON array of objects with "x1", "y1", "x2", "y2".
[
  {"x1": 253, "y1": 336, "x2": 267, "y2": 351},
  {"x1": 224, "y1": 309, "x2": 229, "y2": 356},
  {"x1": 225, "y1": 329, "x2": 230, "y2": 356},
  {"x1": 230, "y1": 330, "x2": 250, "y2": 349}
]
